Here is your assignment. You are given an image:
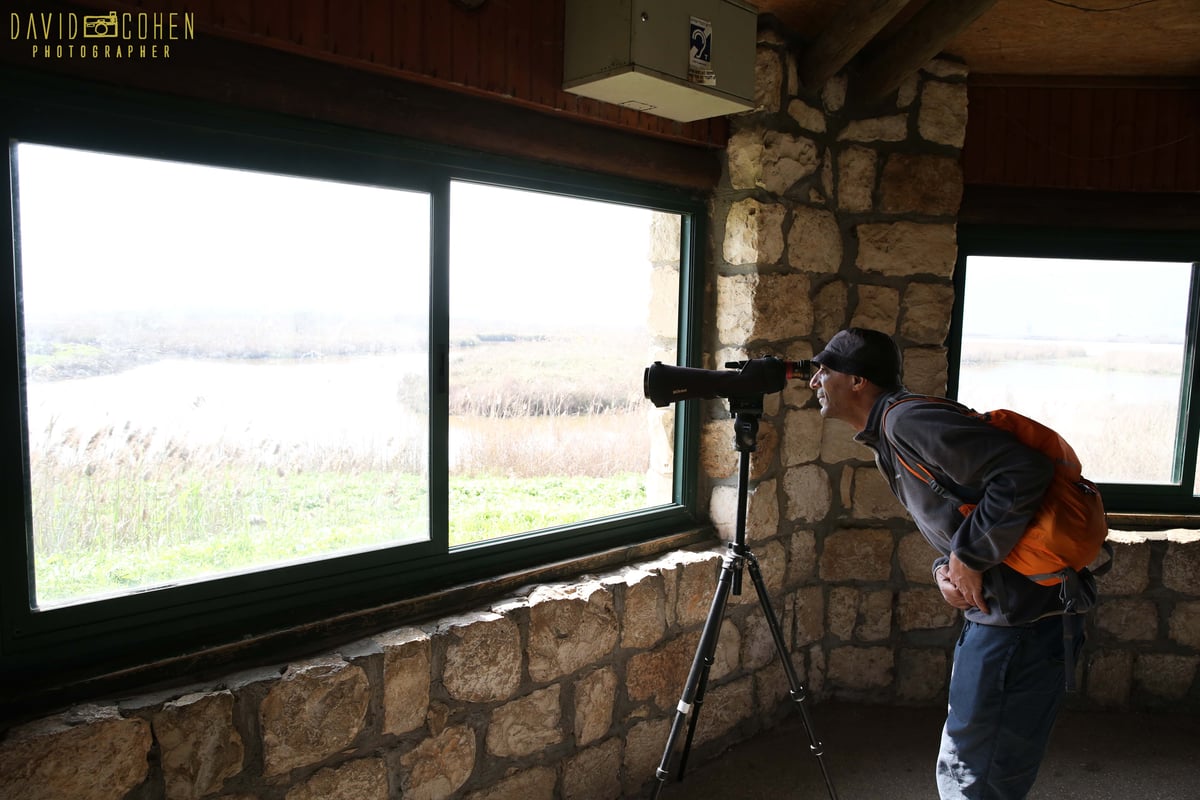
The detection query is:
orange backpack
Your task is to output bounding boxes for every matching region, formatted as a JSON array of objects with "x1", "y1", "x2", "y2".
[{"x1": 883, "y1": 398, "x2": 1111, "y2": 587}]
